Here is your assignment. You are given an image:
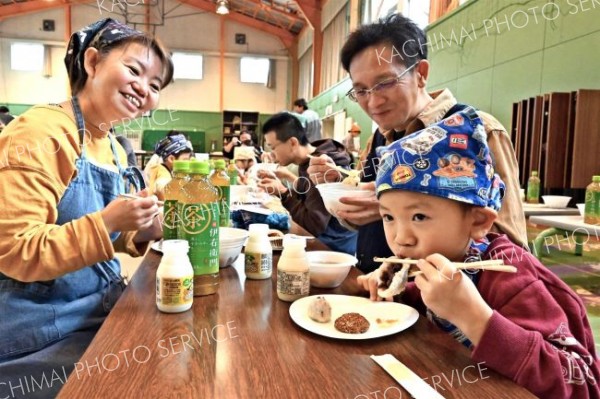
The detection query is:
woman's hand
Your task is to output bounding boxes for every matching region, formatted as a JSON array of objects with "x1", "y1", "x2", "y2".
[
  {"x1": 101, "y1": 189, "x2": 159, "y2": 234},
  {"x1": 414, "y1": 254, "x2": 493, "y2": 345},
  {"x1": 336, "y1": 182, "x2": 381, "y2": 226}
]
